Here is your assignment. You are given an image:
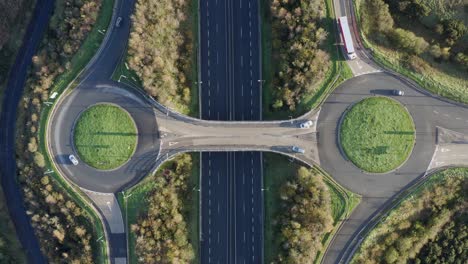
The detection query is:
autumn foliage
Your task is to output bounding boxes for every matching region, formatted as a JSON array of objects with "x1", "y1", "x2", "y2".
[
  {"x1": 269, "y1": 0, "x2": 330, "y2": 111},
  {"x1": 274, "y1": 167, "x2": 333, "y2": 263},
  {"x1": 128, "y1": 0, "x2": 195, "y2": 113}
]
